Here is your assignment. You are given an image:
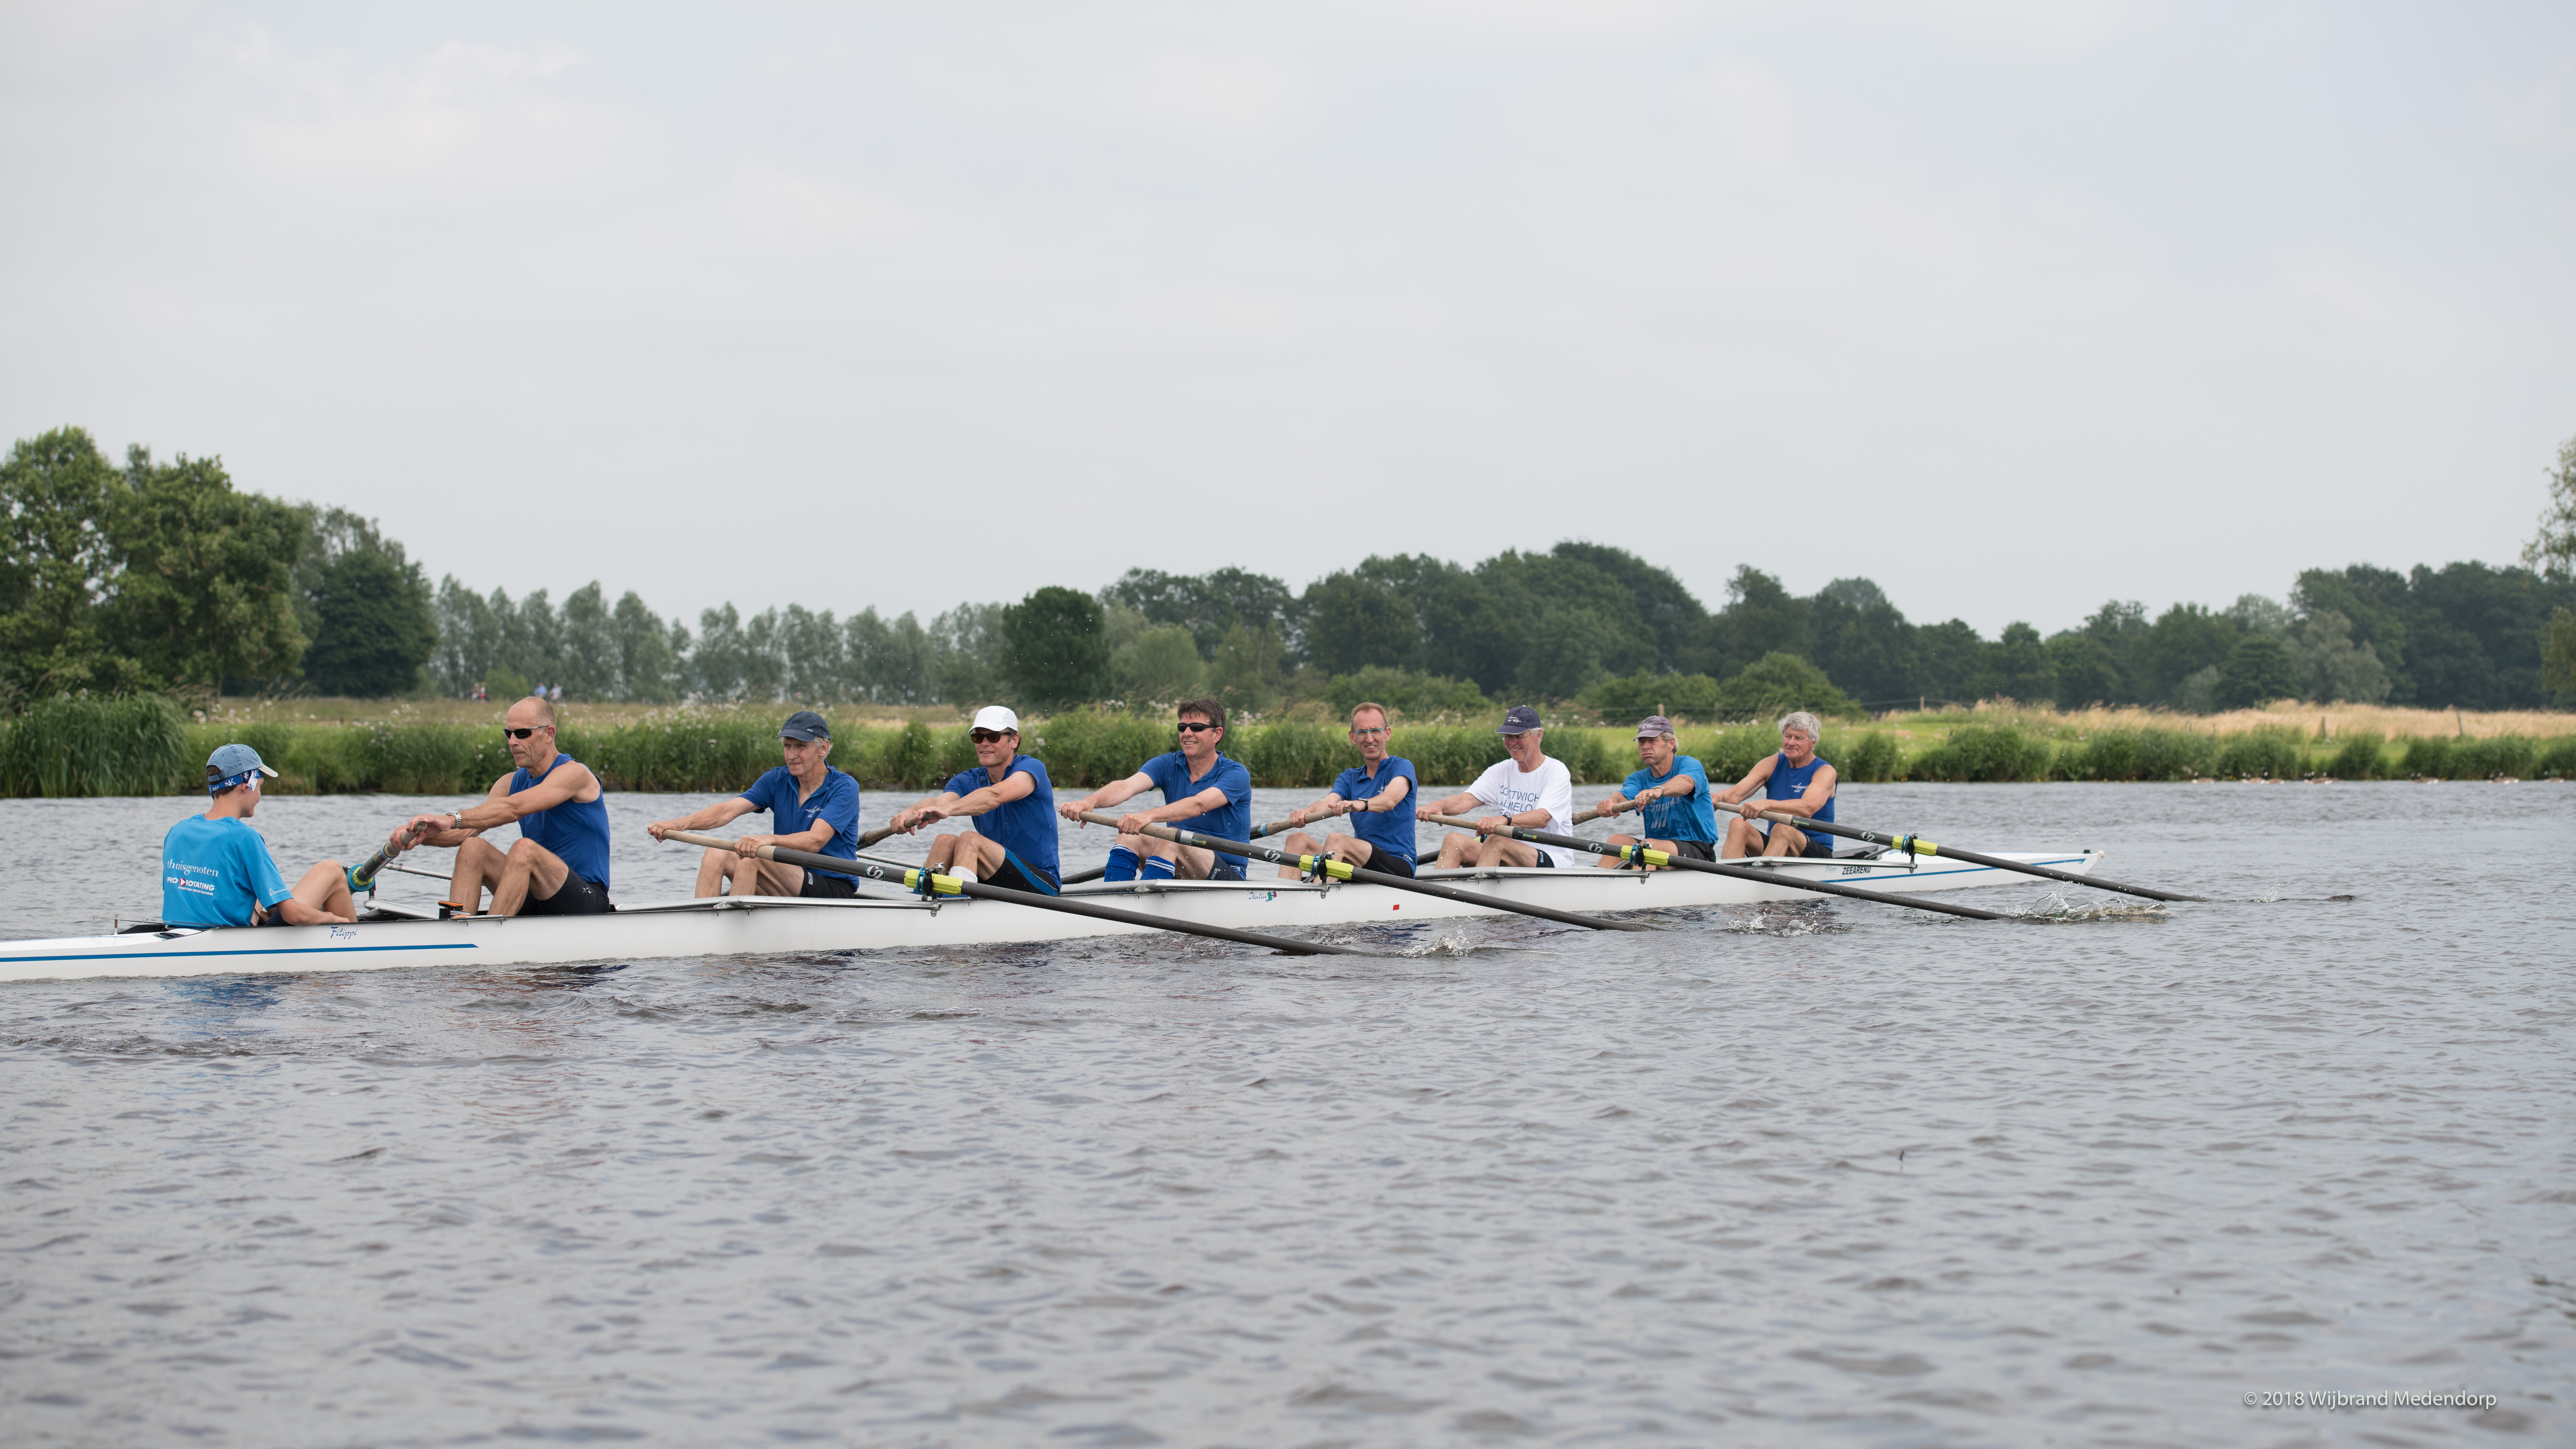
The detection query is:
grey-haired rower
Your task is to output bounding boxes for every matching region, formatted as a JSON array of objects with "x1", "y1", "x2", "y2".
[
  {"x1": 1715, "y1": 710, "x2": 1839, "y2": 859},
  {"x1": 646, "y1": 710, "x2": 862, "y2": 899},
  {"x1": 159, "y1": 744, "x2": 356, "y2": 928}
]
